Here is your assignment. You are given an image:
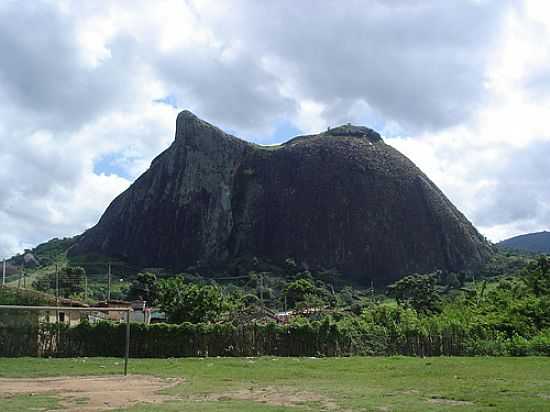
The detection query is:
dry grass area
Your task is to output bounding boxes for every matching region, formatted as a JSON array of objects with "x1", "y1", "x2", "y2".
[
  {"x1": 202, "y1": 386, "x2": 339, "y2": 410},
  {"x1": 0, "y1": 375, "x2": 182, "y2": 411},
  {"x1": 0, "y1": 375, "x2": 340, "y2": 411}
]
